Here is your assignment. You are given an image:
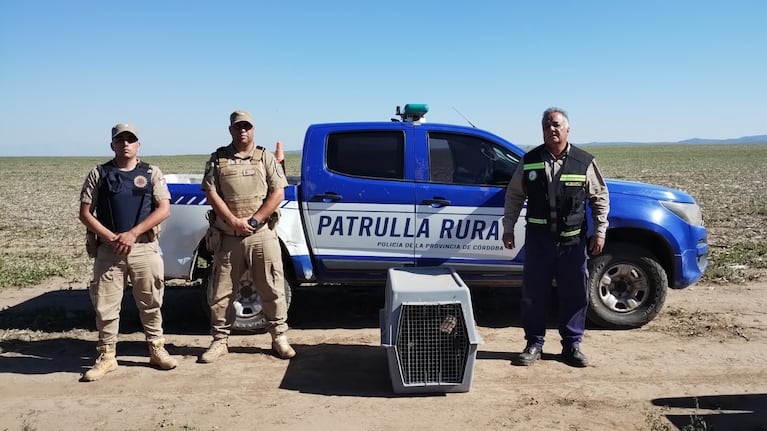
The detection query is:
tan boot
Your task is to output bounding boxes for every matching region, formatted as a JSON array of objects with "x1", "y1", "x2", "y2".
[
  {"x1": 82, "y1": 344, "x2": 118, "y2": 382},
  {"x1": 272, "y1": 334, "x2": 296, "y2": 359},
  {"x1": 199, "y1": 338, "x2": 228, "y2": 363},
  {"x1": 148, "y1": 339, "x2": 178, "y2": 370}
]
